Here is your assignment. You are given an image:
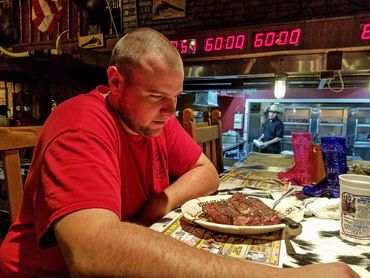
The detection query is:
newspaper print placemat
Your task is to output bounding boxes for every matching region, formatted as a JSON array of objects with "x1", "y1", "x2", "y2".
[{"x1": 162, "y1": 213, "x2": 285, "y2": 268}]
